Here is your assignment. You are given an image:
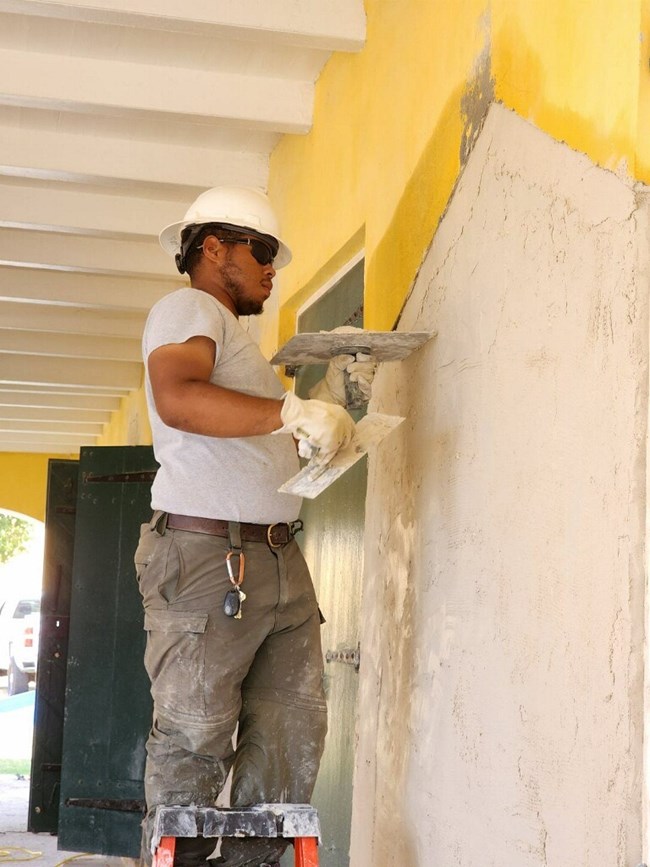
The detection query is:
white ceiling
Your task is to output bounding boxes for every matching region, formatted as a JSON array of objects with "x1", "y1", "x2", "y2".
[{"x1": 0, "y1": 0, "x2": 366, "y2": 453}]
